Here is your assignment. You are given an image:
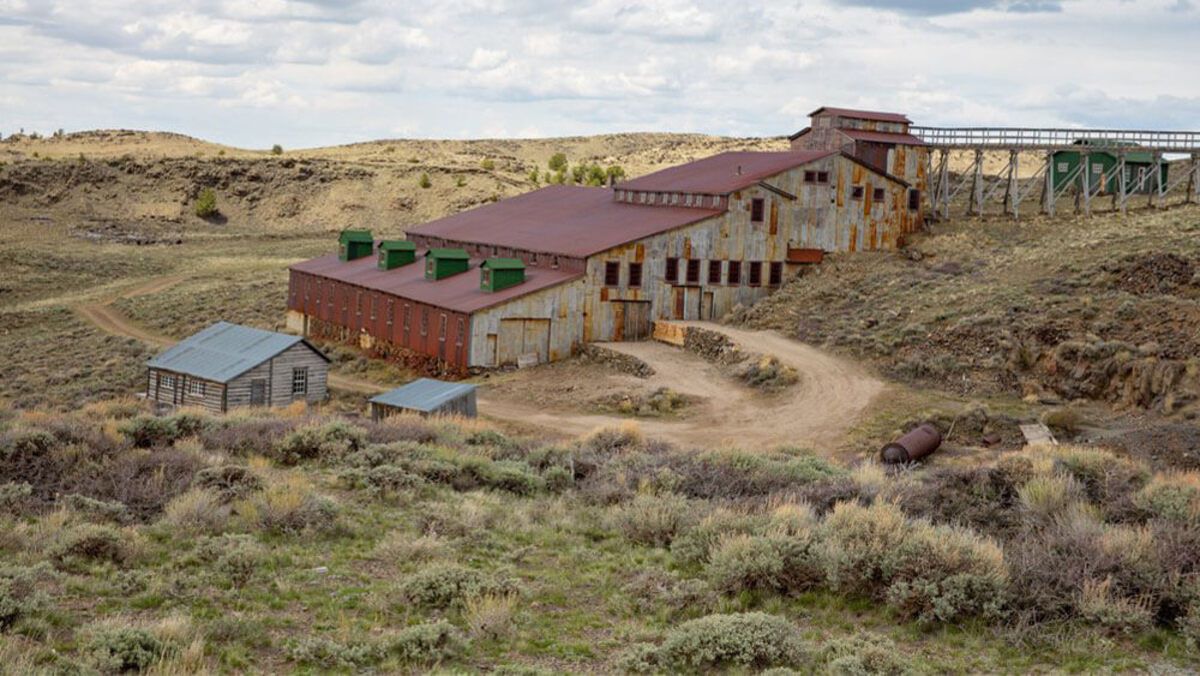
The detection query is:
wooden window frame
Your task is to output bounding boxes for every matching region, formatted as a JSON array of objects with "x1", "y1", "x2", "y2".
[
  {"x1": 750, "y1": 197, "x2": 765, "y2": 223},
  {"x1": 872, "y1": 187, "x2": 885, "y2": 201},
  {"x1": 628, "y1": 262, "x2": 643, "y2": 288},
  {"x1": 187, "y1": 379, "x2": 205, "y2": 396},
  {"x1": 727, "y1": 261, "x2": 741, "y2": 285},
  {"x1": 908, "y1": 189, "x2": 921, "y2": 211},
  {"x1": 816, "y1": 171, "x2": 829, "y2": 184},
  {"x1": 685, "y1": 258, "x2": 700, "y2": 285},
  {"x1": 708, "y1": 260, "x2": 722, "y2": 284},
  {"x1": 665, "y1": 257, "x2": 679, "y2": 283},
  {"x1": 850, "y1": 186, "x2": 864, "y2": 200},
  {"x1": 769, "y1": 261, "x2": 783, "y2": 287},
  {"x1": 748, "y1": 261, "x2": 763, "y2": 287},
  {"x1": 803, "y1": 170, "x2": 817, "y2": 183},
  {"x1": 291, "y1": 367, "x2": 308, "y2": 395},
  {"x1": 604, "y1": 261, "x2": 621, "y2": 287}
]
